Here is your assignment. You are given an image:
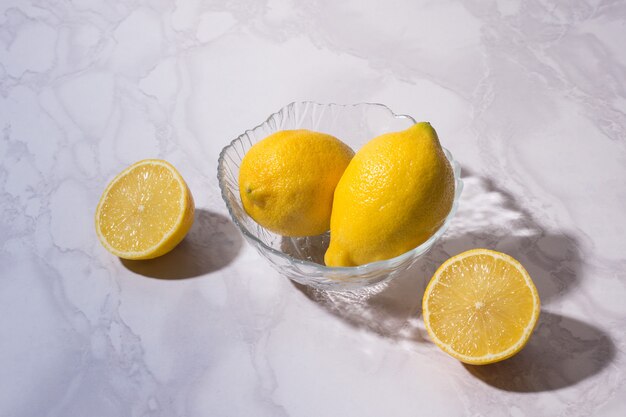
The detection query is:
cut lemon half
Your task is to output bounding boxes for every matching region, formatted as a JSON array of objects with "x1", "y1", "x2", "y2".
[
  {"x1": 422, "y1": 249, "x2": 540, "y2": 365},
  {"x1": 95, "y1": 159, "x2": 194, "y2": 260}
]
